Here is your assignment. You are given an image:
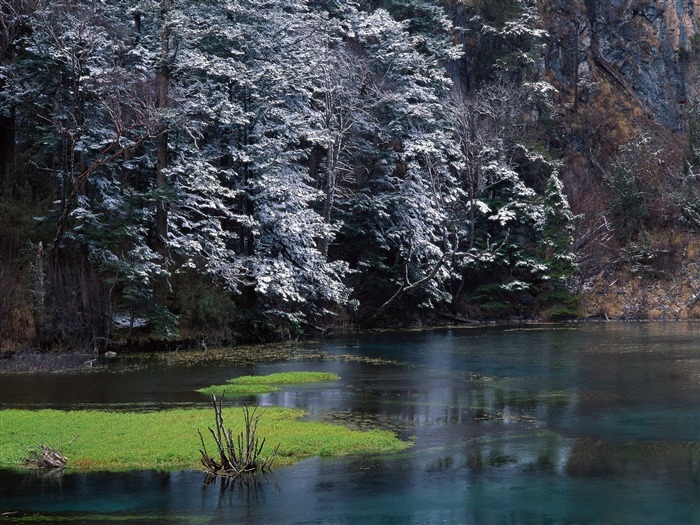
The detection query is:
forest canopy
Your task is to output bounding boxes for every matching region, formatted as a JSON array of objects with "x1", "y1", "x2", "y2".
[{"x1": 0, "y1": 0, "x2": 582, "y2": 351}]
